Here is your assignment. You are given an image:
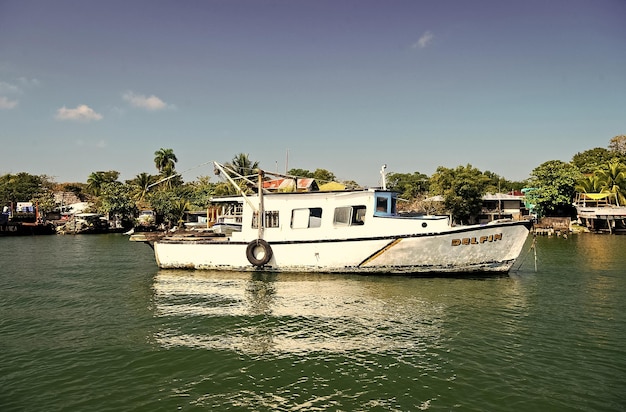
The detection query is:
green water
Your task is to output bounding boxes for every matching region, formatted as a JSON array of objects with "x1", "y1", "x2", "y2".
[{"x1": 1, "y1": 234, "x2": 624, "y2": 411}]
